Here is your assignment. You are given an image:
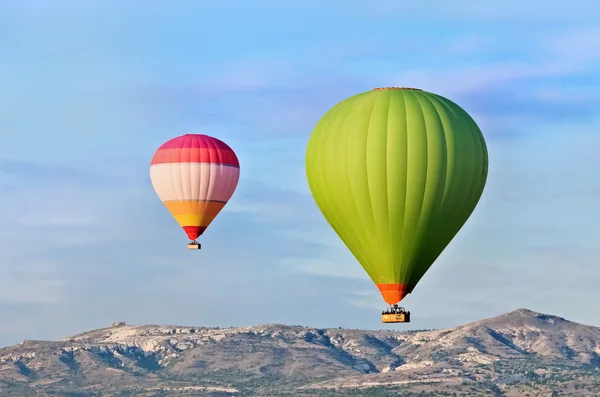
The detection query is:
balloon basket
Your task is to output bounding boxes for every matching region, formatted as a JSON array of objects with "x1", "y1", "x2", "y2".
[
  {"x1": 381, "y1": 307, "x2": 410, "y2": 323},
  {"x1": 382, "y1": 313, "x2": 410, "y2": 323},
  {"x1": 187, "y1": 242, "x2": 201, "y2": 250}
]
